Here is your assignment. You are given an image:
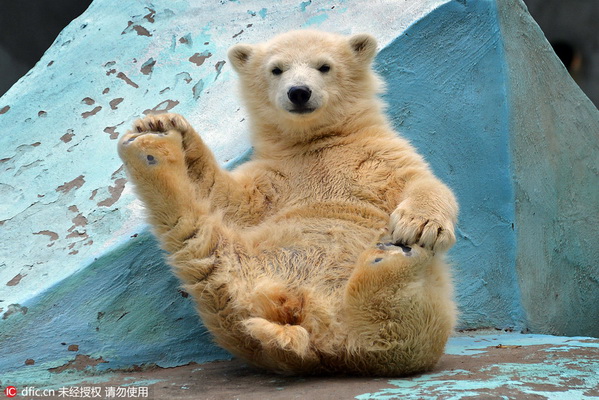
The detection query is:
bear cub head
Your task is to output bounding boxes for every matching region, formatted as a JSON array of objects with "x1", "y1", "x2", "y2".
[{"x1": 228, "y1": 30, "x2": 383, "y2": 138}]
